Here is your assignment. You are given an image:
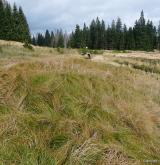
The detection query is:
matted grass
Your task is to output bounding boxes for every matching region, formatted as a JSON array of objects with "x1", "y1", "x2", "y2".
[{"x1": 0, "y1": 41, "x2": 160, "y2": 165}]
